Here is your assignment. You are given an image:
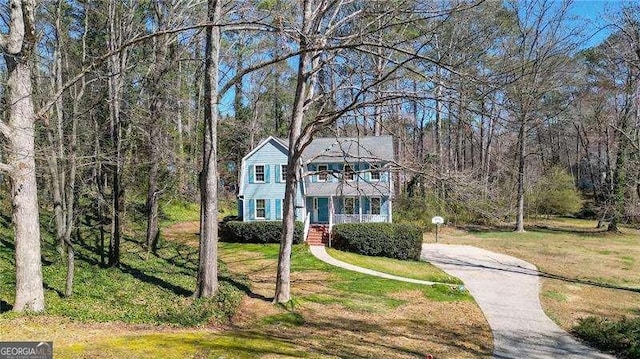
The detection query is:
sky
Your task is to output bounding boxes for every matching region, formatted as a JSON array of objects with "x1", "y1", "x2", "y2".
[{"x1": 568, "y1": 0, "x2": 626, "y2": 48}]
